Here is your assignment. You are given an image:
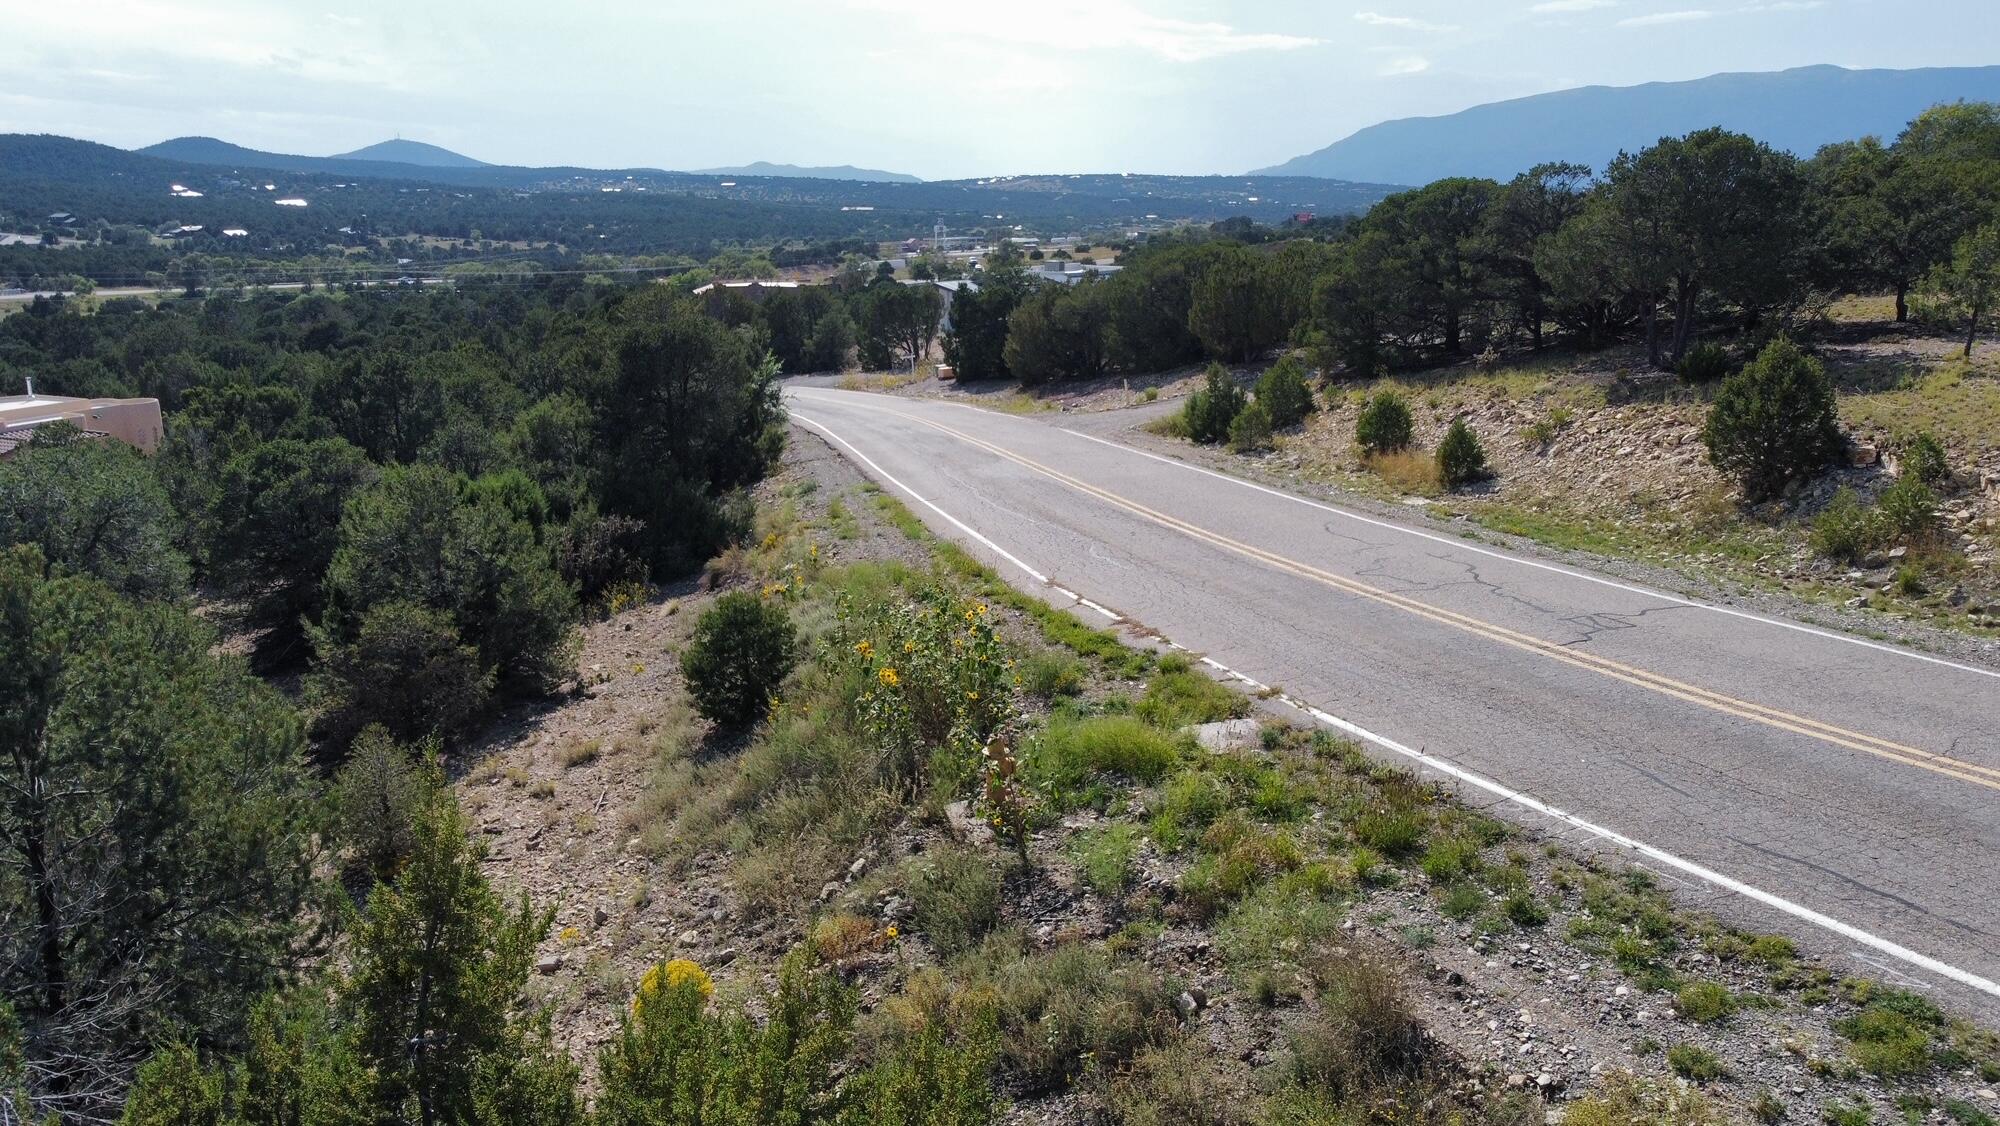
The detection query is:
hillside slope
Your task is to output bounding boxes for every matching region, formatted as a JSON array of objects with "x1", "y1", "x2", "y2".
[
  {"x1": 332, "y1": 138, "x2": 490, "y2": 167},
  {"x1": 1258, "y1": 64, "x2": 2000, "y2": 183}
]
